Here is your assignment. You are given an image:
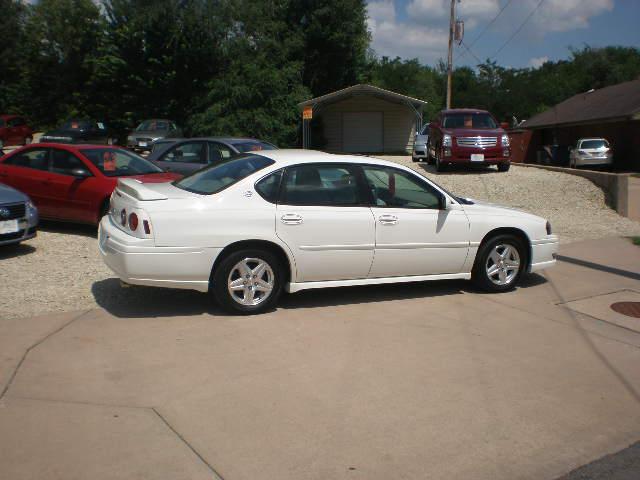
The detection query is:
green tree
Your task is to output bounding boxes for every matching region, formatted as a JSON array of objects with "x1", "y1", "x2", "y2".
[{"x1": 0, "y1": 0, "x2": 28, "y2": 114}]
